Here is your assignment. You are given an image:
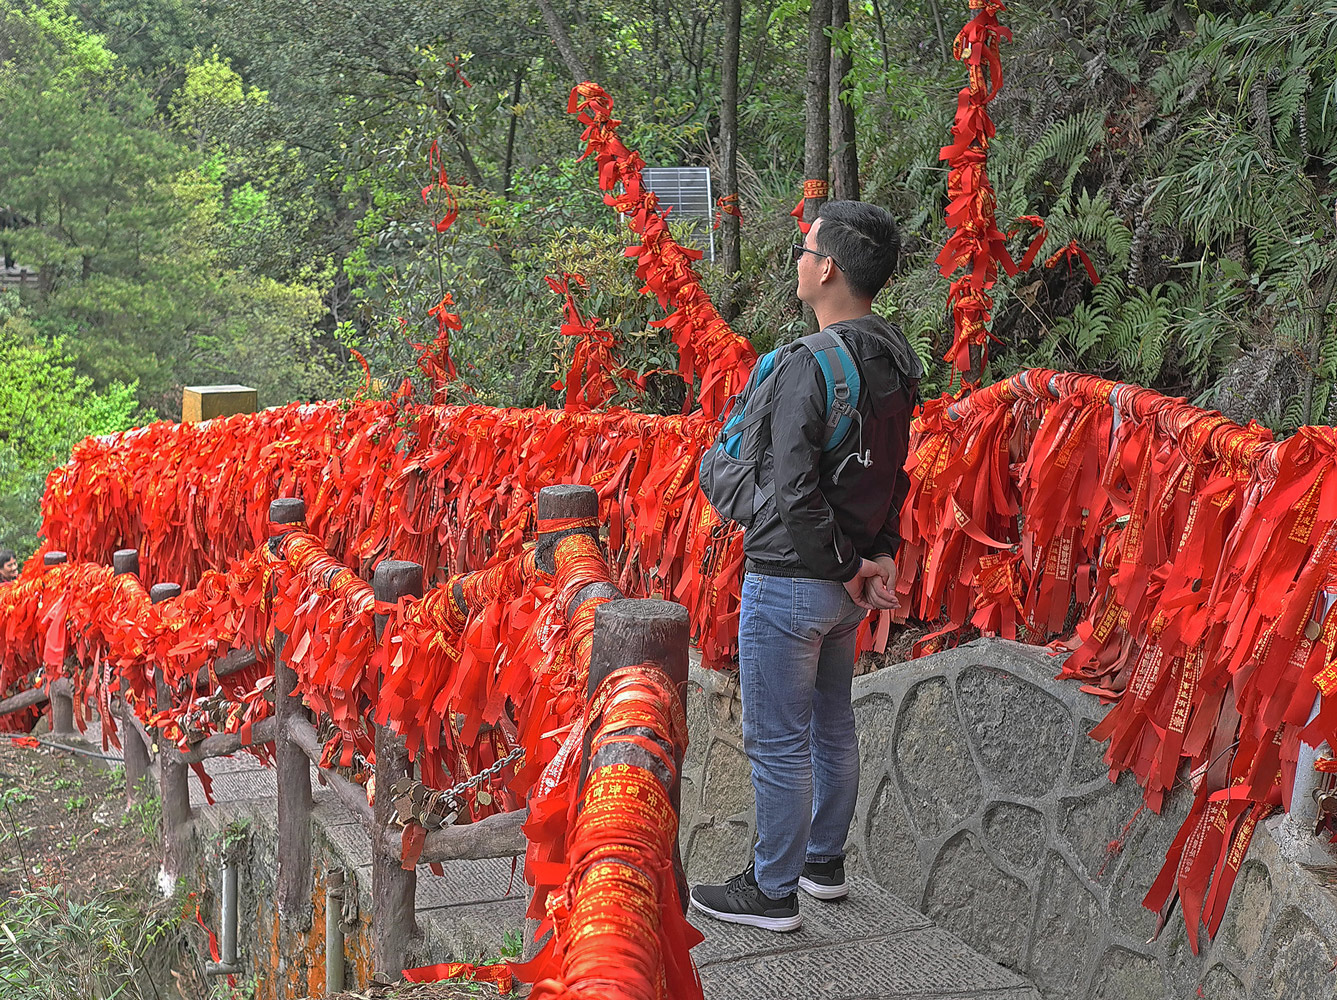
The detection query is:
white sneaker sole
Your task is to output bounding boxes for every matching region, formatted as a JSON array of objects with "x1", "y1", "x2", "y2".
[
  {"x1": 690, "y1": 895, "x2": 803, "y2": 932},
  {"x1": 798, "y1": 875, "x2": 848, "y2": 900}
]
